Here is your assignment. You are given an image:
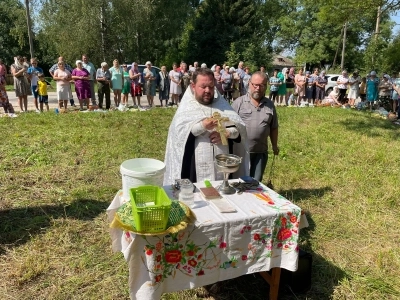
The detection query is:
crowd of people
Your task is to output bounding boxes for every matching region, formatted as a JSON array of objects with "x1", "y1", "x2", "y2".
[{"x1": 1, "y1": 55, "x2": 400, "y2": 122}]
